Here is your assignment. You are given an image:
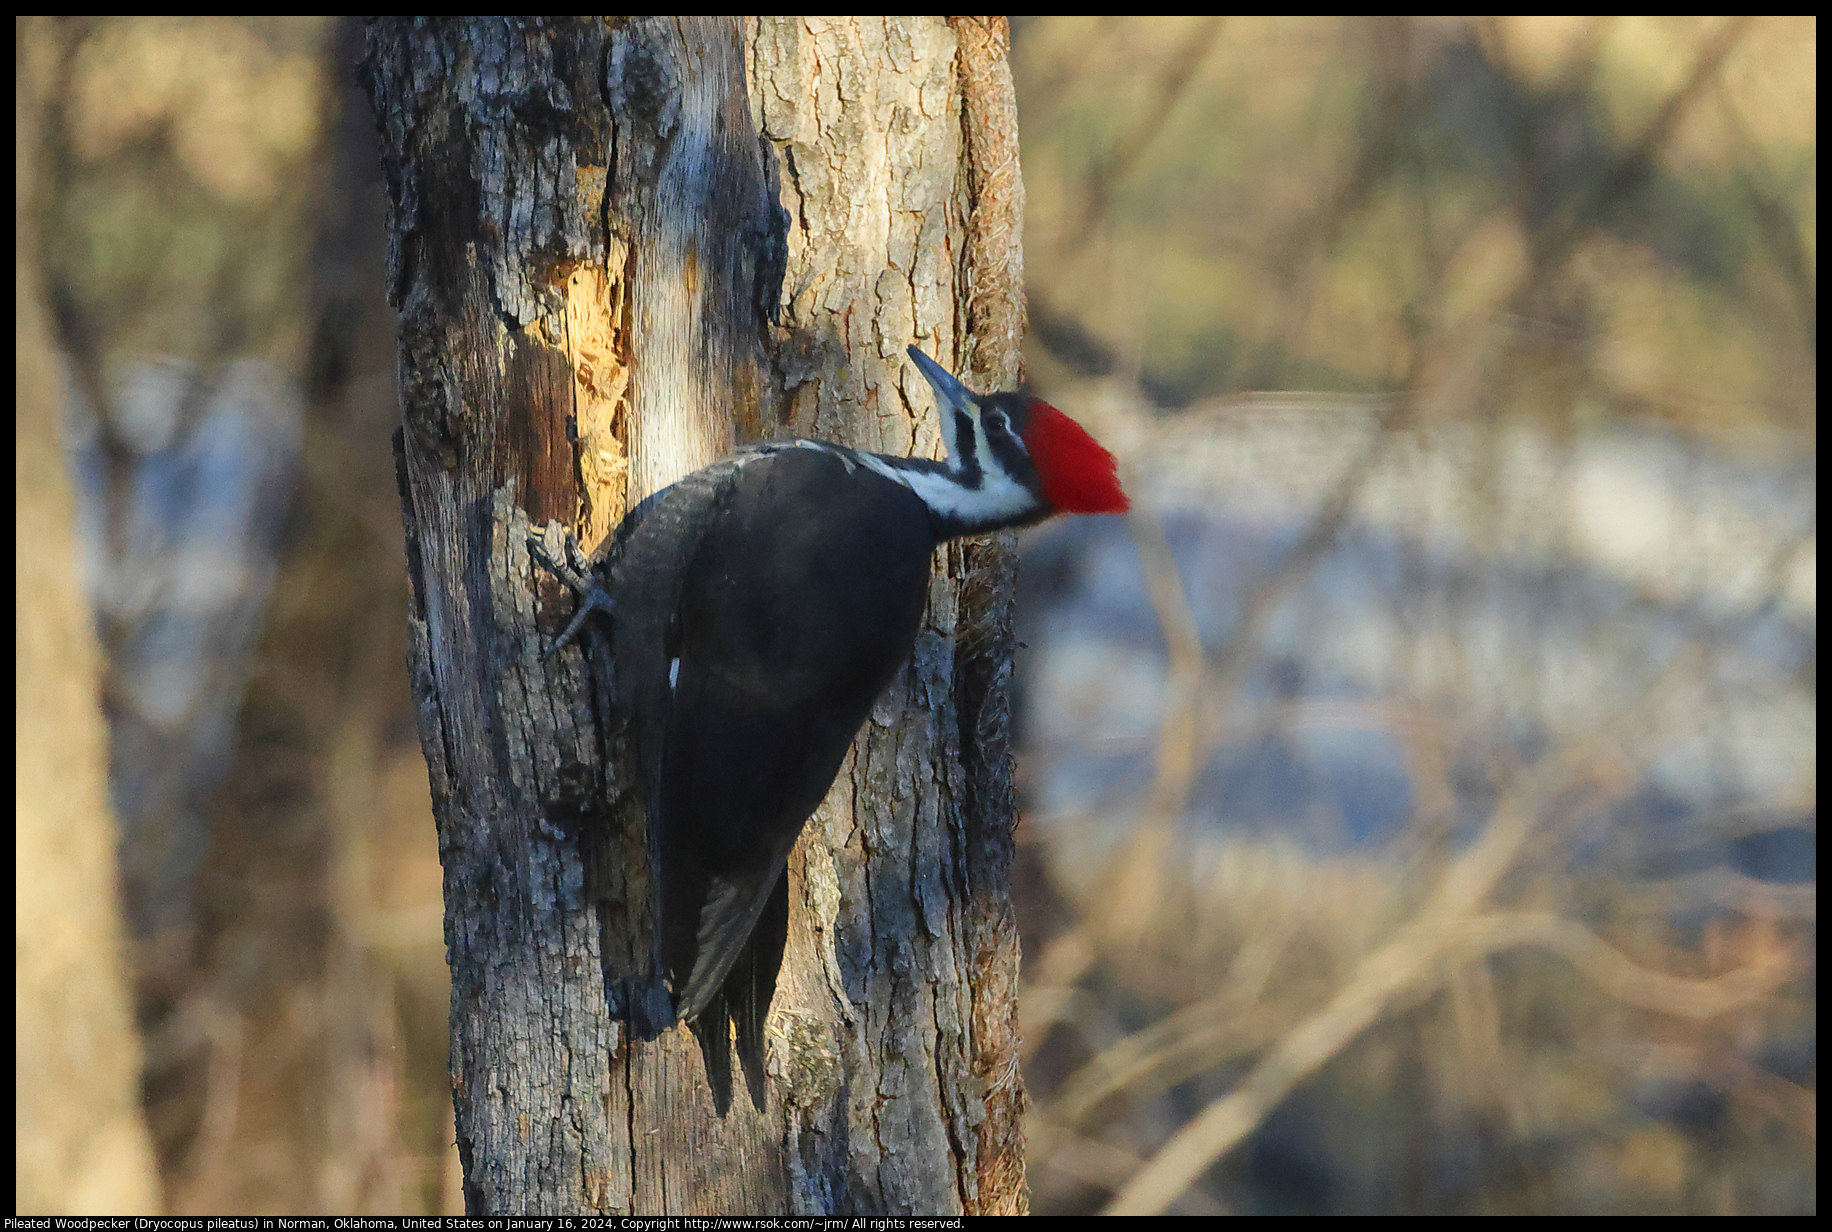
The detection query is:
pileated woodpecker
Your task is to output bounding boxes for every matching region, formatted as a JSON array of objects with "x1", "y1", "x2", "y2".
[{"x1": 537, "y1": 345, "x2": 1127, "y2": 1113}]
